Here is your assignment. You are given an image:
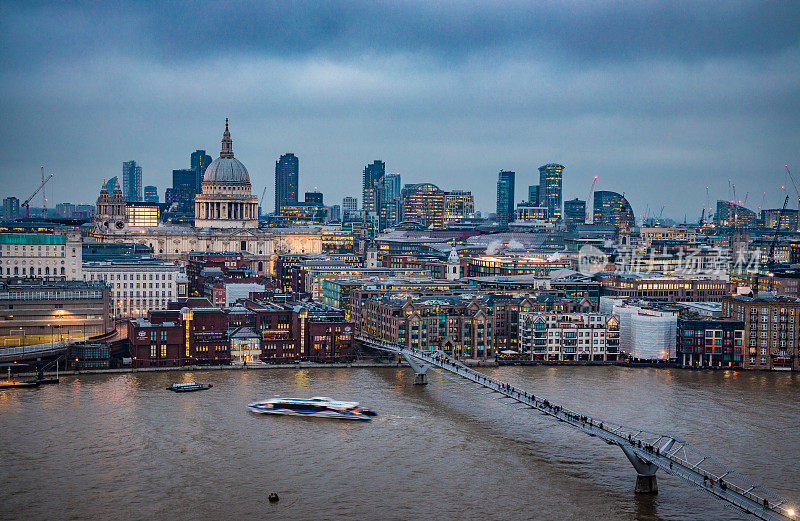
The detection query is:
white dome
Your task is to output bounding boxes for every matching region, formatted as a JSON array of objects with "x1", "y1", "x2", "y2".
[{"x1": 203, "y1": 157, "x2": 250, "y2": 185}]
